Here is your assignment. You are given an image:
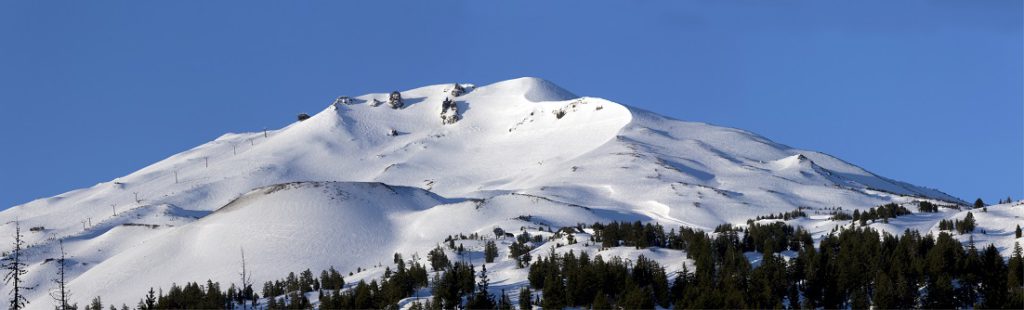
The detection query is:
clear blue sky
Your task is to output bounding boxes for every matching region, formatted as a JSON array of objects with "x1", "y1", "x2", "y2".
[{"x1": 1, "y1": 1, "x2": 1020, "y2": 209}]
